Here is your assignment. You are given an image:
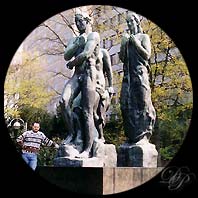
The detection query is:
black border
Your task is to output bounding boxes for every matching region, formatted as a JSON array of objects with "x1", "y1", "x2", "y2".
[{"x1": 1, "y1": 0, "x2": 197, "y2": 197}]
